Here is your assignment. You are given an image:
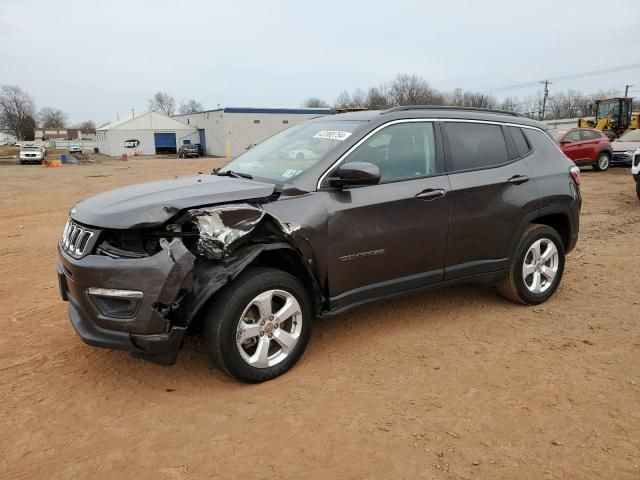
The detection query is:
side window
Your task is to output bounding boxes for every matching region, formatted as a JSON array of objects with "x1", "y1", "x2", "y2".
[
  {"x1": 580, "y1": 130, "x2": 598, "y2": 141},
  {"x1": 445, "y1": 122, "x2": 509, "y2": 171},
  {"x1": 345, "y1": 122, "x2": 436, "y2": 183},
  {"x1": 508, "y1": 126, "x2": 532, "y2": 157},
  {"x1": 566, "y1": 130, "x2": 581, "y2": 142}
]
